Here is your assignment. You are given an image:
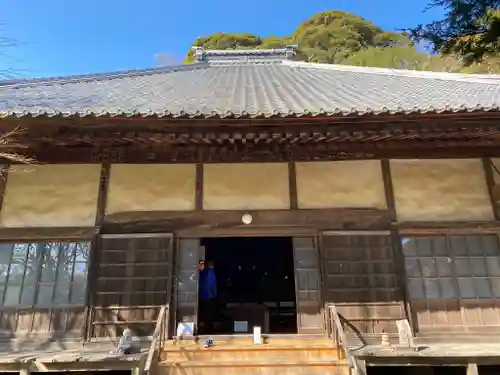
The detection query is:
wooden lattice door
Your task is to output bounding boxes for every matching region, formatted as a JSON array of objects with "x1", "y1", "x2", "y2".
[
  {"x1": 293, "y1": 237, "x2": 324, "y2": 334},
  {"x1": 321, "y1": 231, "x2": 405, "y2": 340},
  {"x1": 92, "y1": 233, "x2": 173, "y2": 339}
]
